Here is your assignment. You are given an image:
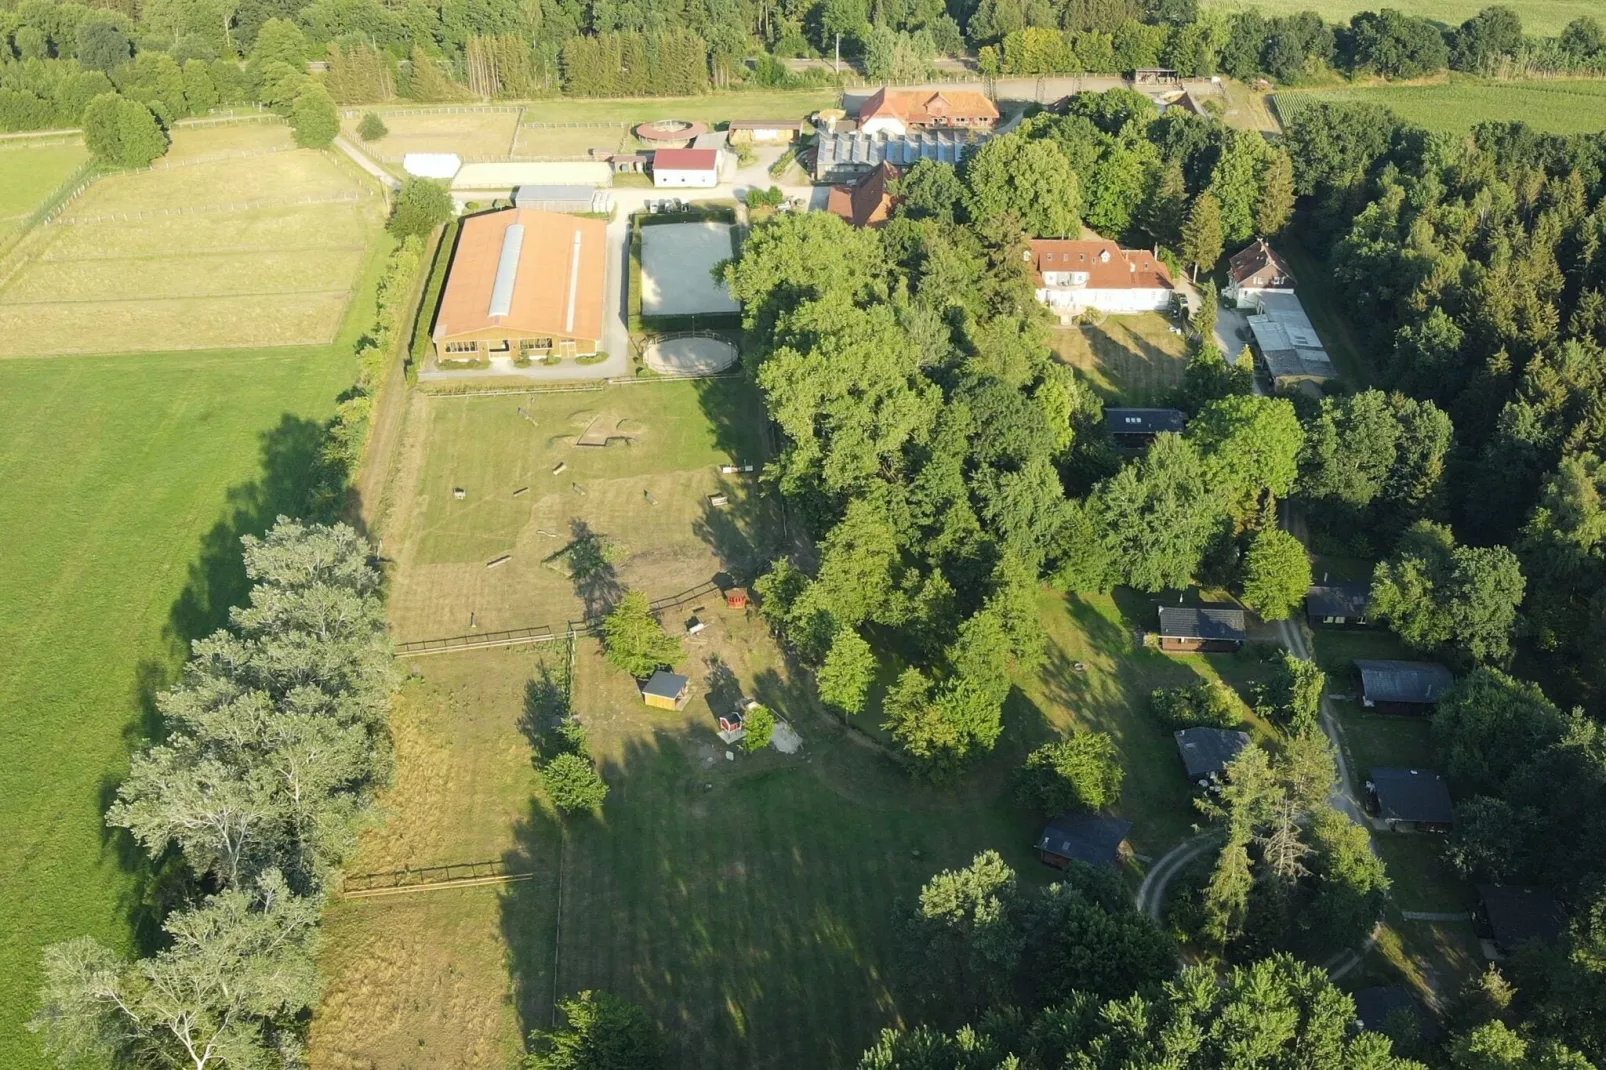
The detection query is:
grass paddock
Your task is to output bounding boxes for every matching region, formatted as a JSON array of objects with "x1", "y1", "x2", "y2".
[
  {"x1": 0, "y1": 138, "x2": 88, "y2": 231},
  {"x1": 343, "y1": 108, "x2": 523, "y2": 159},
  {"x1": 0, "y1": 125, "x2": 384, "y2": 358}
]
